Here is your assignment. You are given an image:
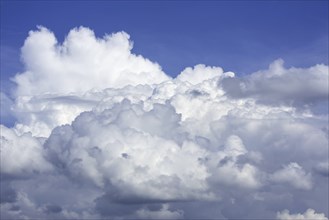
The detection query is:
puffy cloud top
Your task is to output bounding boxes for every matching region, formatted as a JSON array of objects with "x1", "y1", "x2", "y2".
[
  {"x1": 177, "y1": 64, "x2": 234, "y2": 85},
  {"x1": 14, "y1": 26, "x2": 169, "y2": 96}
]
